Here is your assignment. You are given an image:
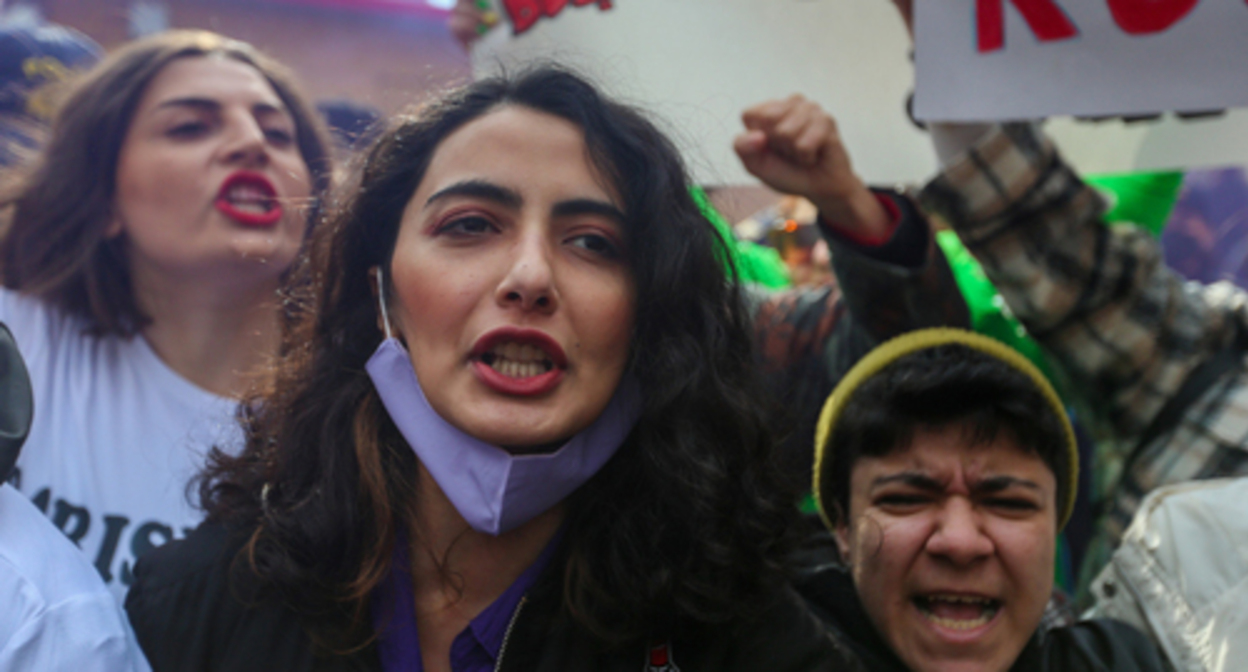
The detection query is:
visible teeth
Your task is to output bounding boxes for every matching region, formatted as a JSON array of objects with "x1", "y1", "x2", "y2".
[
  {"x1": 229, "y1": 185, "x2": 270, "y2": 202},
  {"x1": 915, "y1": 595, "x2": 1000, "y2": 631},
  {"x1": 488, "y1": 343, "x2": 546, "y2": 362},
  {"x1": 923, "y1": 612, "x2": 994, "y2": 630},
  {"x1": 225, "y1": 184, "x2": 274, "y2": 211},
  {"x1": 485, "y1": 351, "x2": 549, "y2": 379},
  {"x1": 483, "y1": 342, "x2": 554, "y2": 378},
  {"x1": 491, "y1": 359, "x2": 544, "y2": 379},
  {"x1": 931, "y1": 595, "x2": 993, "y2": 605},
  {"x1": 233, "y1": 202, "x2": 268, "y2": 214}
]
